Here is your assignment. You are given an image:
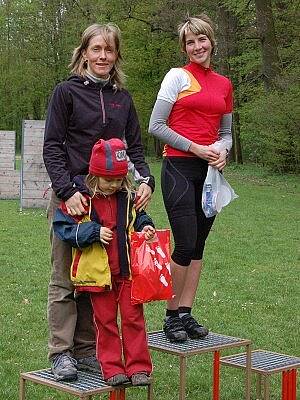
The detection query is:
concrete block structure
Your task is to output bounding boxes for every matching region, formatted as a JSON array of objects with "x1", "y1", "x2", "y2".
[
  {"x1": 20, "y1": 120, "x2": 51, "y2": 209},
  {"x1": 0, "y1": 130, "x2": 20, "y2": 199}
]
